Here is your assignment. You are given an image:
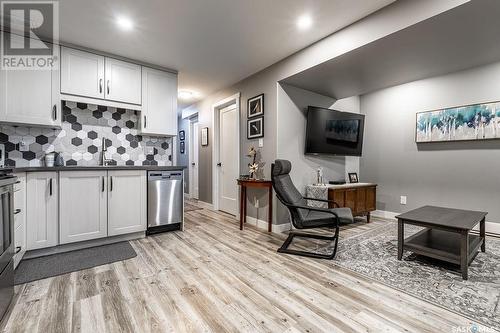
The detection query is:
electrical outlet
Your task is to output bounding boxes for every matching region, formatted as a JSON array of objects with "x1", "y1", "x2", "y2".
[
  {"x1": 400, "y1": 196, "x2": 407, "y2": 205},
  {"x1": 258, "y1": 138, "x2": 264, "y2": 148},
  {"x1": 19, "y1": 140, "x2": 29, "y2": 152},
  {"x1": 145, "y1": 146, "x2": 154, "y2": 155}
]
